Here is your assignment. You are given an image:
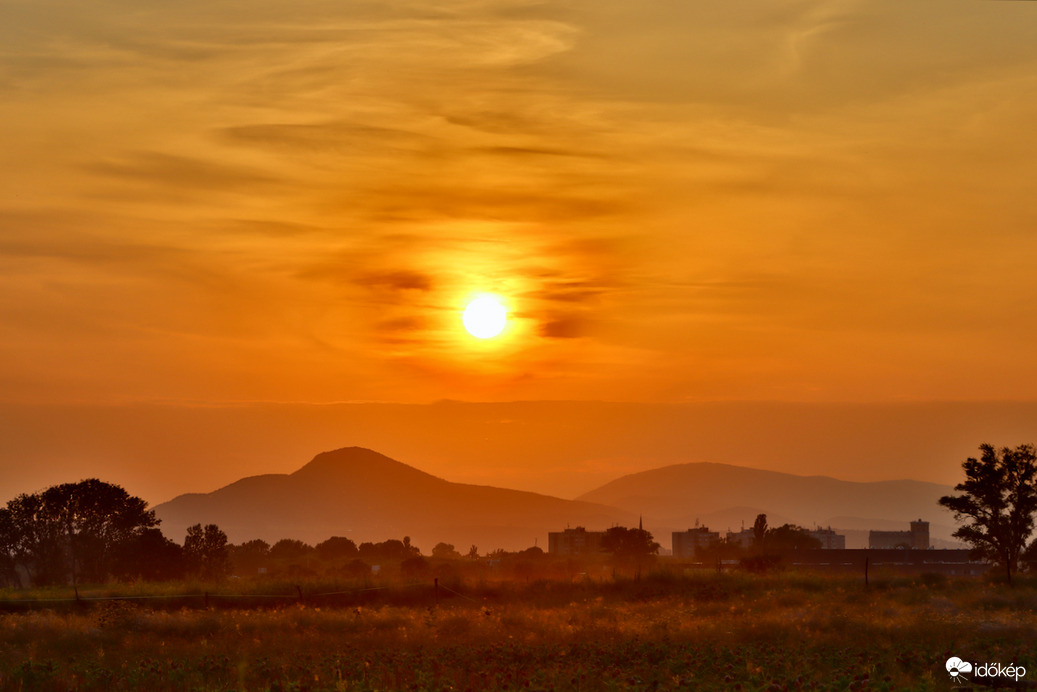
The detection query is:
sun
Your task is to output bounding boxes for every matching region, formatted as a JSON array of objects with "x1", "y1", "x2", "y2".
[{"x1": 462, "y1": 295, "x2": 507, "y2": 339}]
